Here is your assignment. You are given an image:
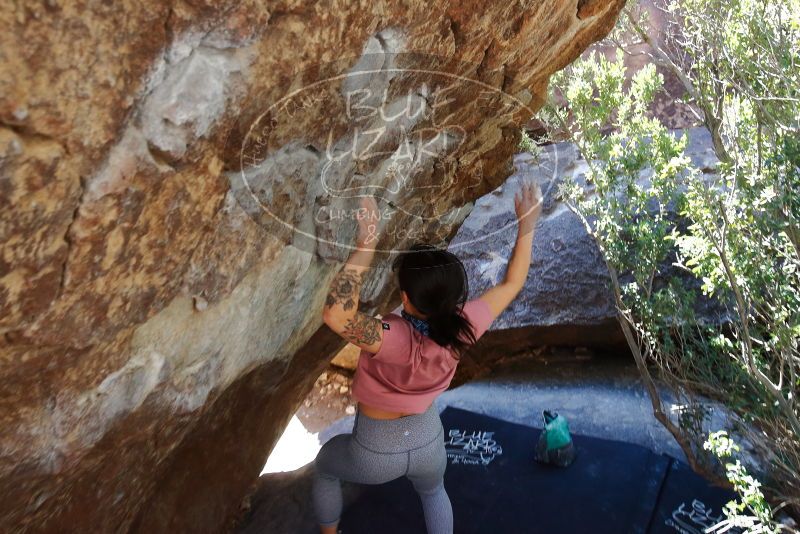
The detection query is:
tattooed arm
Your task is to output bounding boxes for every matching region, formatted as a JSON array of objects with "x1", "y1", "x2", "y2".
[{"x1": 321, "y1": 197, "x2": 384, "y2": 353}]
